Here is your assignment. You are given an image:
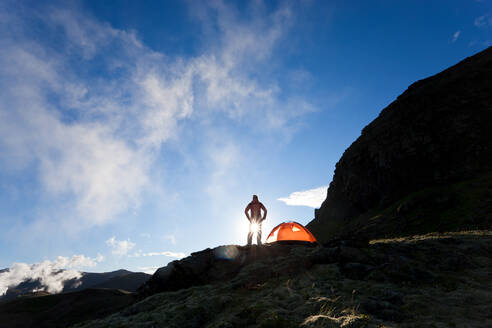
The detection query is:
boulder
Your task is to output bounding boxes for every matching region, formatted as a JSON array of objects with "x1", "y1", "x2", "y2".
[{"x1": 137, "y1": 243, "x2": 316, "y2": 299}]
